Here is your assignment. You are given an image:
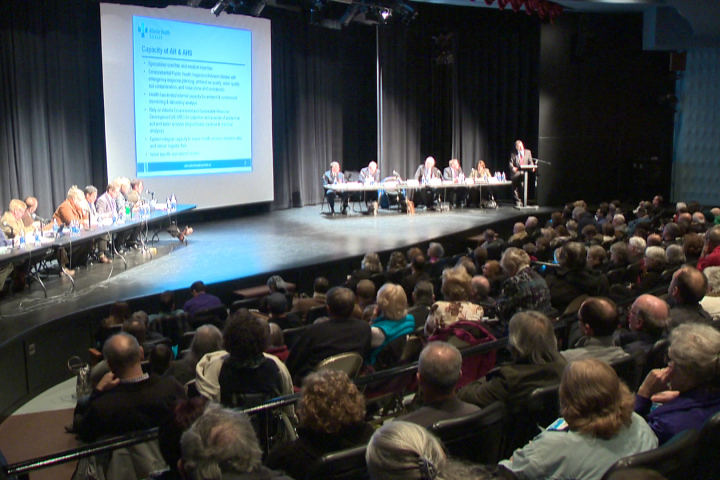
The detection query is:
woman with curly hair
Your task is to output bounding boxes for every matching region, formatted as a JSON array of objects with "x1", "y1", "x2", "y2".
[
  {"x1": 265, "y1": 370, "x2": 374, "y2": 480},
  {"x1": 424, "y1": 265, "x2": 484, "y2": 336},
  {"x1": 500, "y1": 358, "x2": 657, "y2": 480}
]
